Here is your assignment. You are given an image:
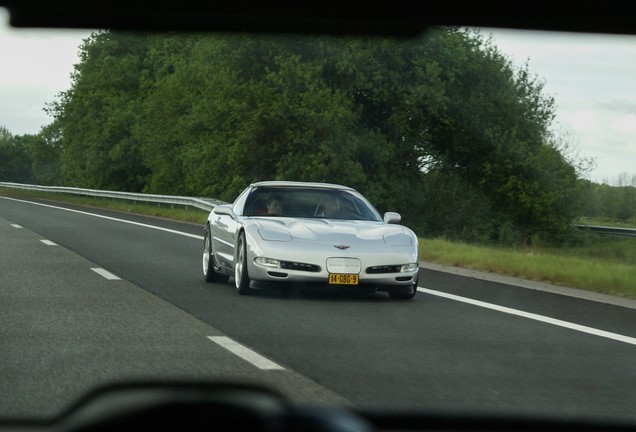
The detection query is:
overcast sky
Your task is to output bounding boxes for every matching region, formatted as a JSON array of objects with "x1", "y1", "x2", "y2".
[
  {"x1": 1, "y1": 8, "x2": 634, "y2": 184},
  {"x1": 0, "y1": 9, "x2": 91, "y2": 136},
  {"x1": 482, "y1": 27, "x2": 636, "y2": 184}
]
